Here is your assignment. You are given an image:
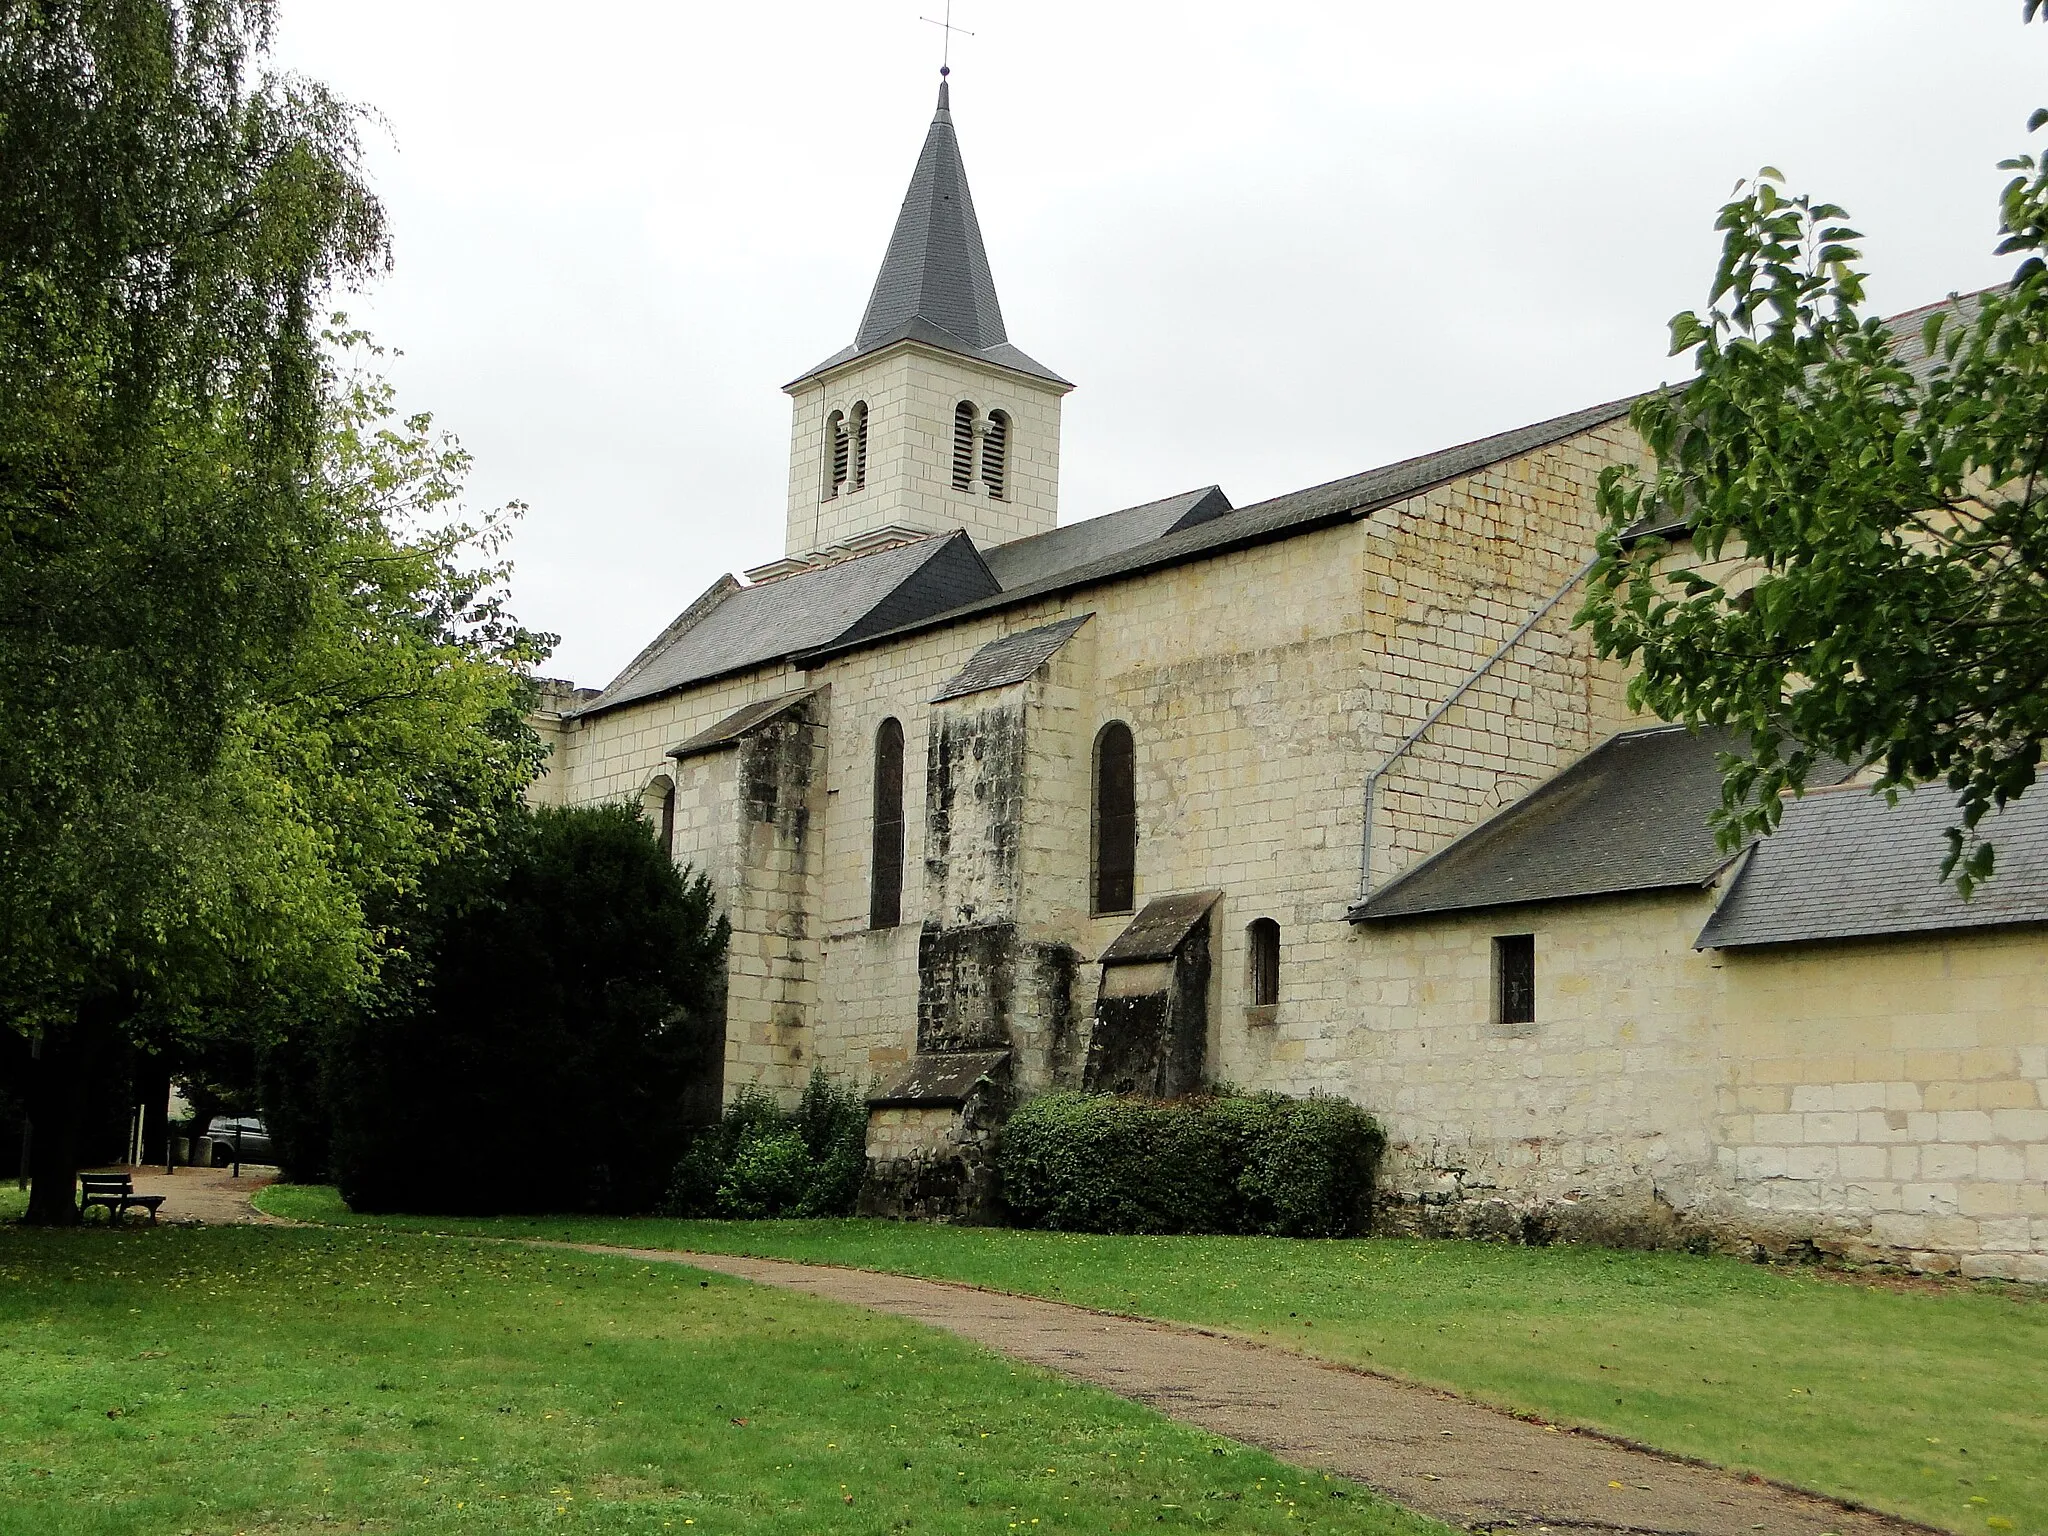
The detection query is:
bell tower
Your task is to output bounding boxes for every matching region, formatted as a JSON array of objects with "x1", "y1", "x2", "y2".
[{"x1": 779, "y1": 79, "x2": 1071, "y2": 563}]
